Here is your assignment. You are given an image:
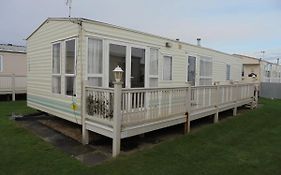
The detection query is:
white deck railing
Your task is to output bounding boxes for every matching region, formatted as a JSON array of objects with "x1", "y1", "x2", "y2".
[
  {"x1": 121, "y1": 87, "x2": 189, "y2": 127},
  {"x1": 0, "y1": 74, "x2": 26, "y2": 100},
  {"x1": 83, "y1": 82, "x2": 258, "y2": 157}
]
